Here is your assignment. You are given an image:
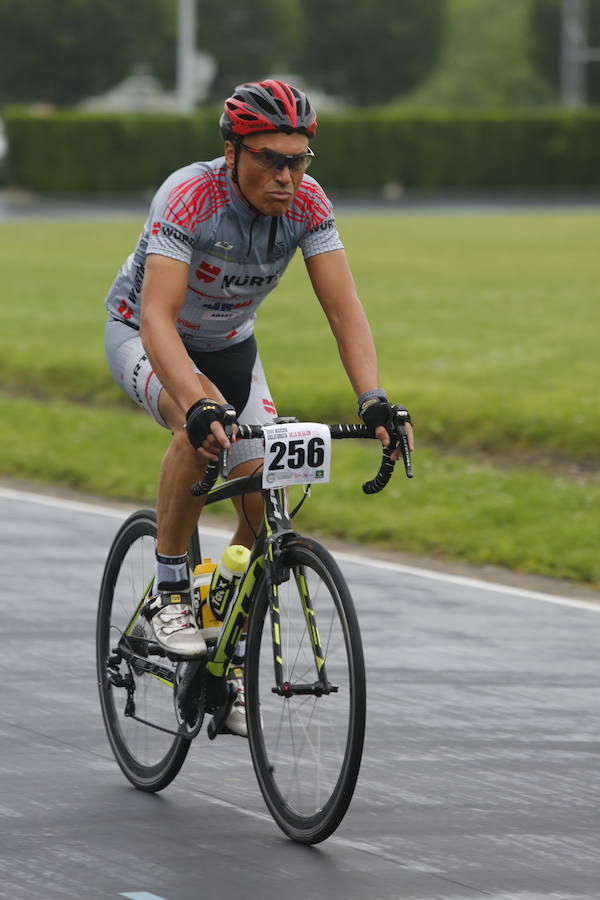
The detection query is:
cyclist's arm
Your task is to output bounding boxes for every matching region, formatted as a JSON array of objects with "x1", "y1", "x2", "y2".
[
  {"x1": 305, "y1": 248, "x2": 414, "y2": 454},
  {"x1": 139, "y1": 254, "x2": 230, "y2": 449},
  {"x1": 305, "y1": 249, "x2": 378, "y2": 394}
]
